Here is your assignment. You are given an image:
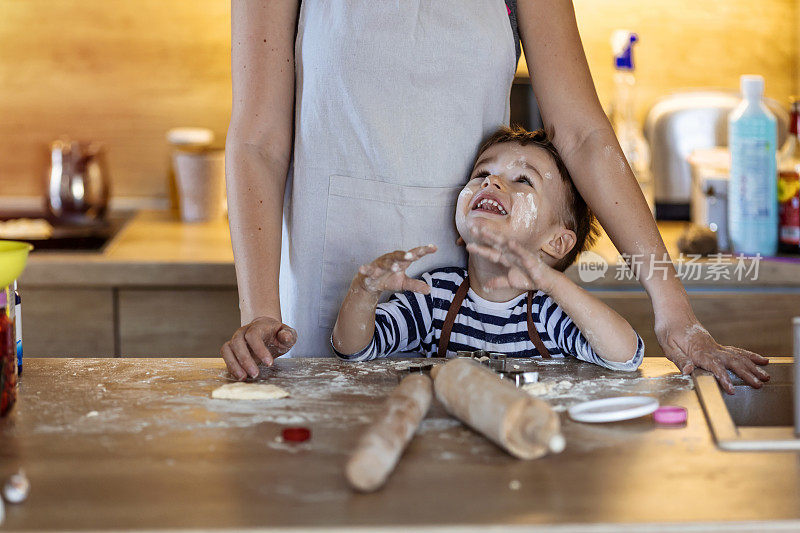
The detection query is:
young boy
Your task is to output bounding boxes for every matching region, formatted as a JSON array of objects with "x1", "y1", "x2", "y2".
[{"x1": 330, "y1": 126, "x2": 644, "y2": 370}]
